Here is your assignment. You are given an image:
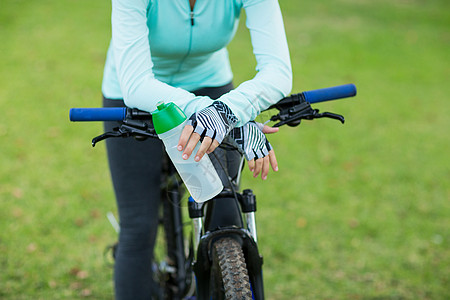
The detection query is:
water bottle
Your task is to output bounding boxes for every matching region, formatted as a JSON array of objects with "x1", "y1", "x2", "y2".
[{"x1": 152, "y1": 102, "x2": 223, "y2": 203}]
